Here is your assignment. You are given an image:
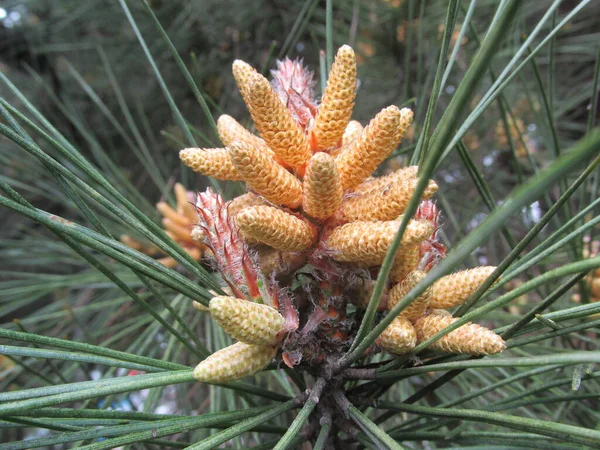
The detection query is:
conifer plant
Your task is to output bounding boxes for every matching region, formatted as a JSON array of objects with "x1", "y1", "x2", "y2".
[
  {"x1": 182, "y1": 46, "x2": 506, "y2": 387},
  {"x1": 1, "y1": 0, "x2": 600, "y2": 448}
]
